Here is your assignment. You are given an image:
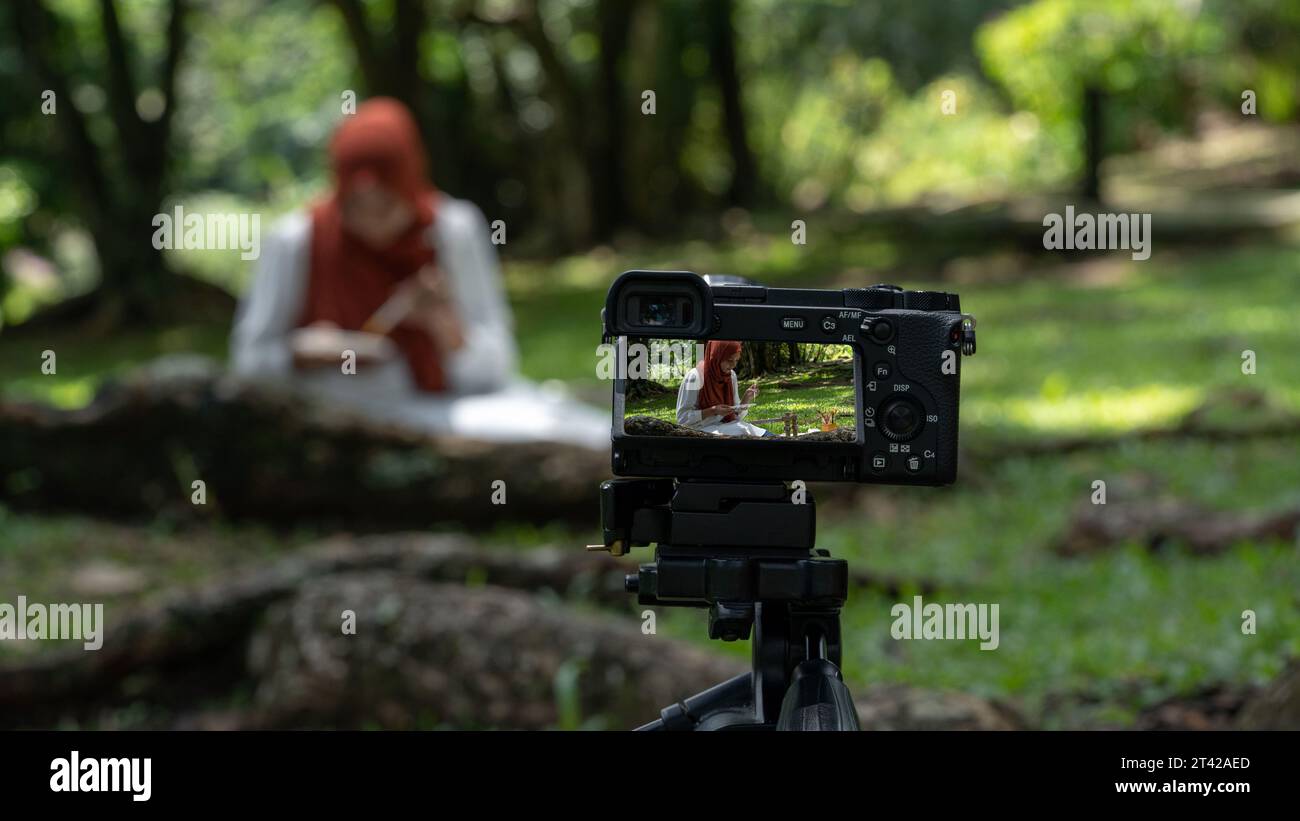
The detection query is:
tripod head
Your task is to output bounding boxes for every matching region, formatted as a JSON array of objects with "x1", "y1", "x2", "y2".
[{"x1": 588, "y1": 477, "x2": 861, "y2": 730}]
